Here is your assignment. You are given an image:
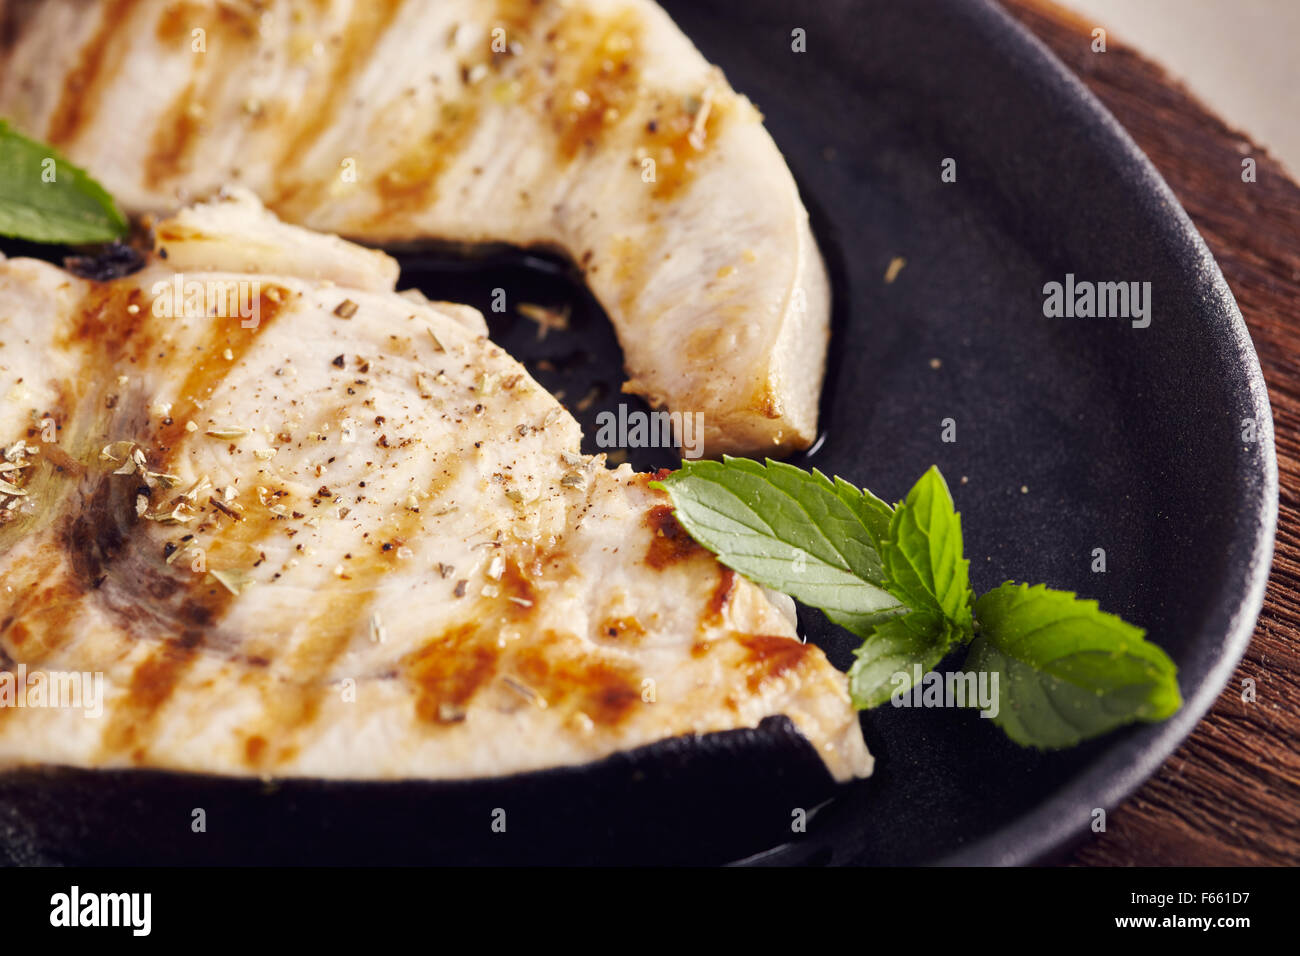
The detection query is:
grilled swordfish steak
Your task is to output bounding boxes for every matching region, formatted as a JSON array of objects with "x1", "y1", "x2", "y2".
[
  {"x1": 0, "y1": 0, "x2": 831, "y2": 456},
  {"x1": 0, "y1": 191, "x2": 871, "y2": 783}
]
